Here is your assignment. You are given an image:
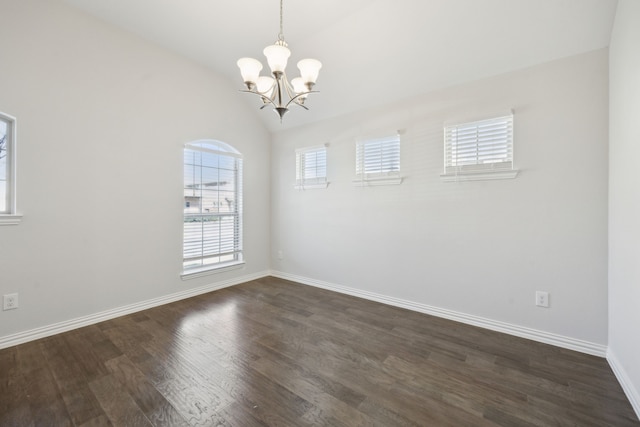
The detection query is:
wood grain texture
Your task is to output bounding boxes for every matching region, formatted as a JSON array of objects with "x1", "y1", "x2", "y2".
[{"x1": 0, "y1": 276, "x2": 638, "y2": 426}]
